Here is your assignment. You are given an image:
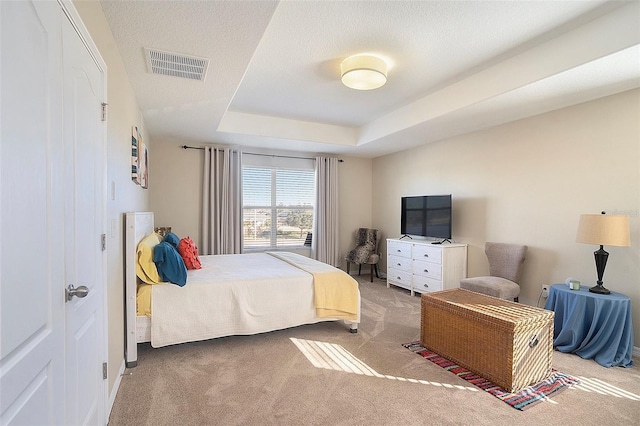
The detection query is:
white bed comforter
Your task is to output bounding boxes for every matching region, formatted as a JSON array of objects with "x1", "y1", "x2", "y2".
[{"x1": 150, "y1": 252, "x2": 359, "y2": 347}]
